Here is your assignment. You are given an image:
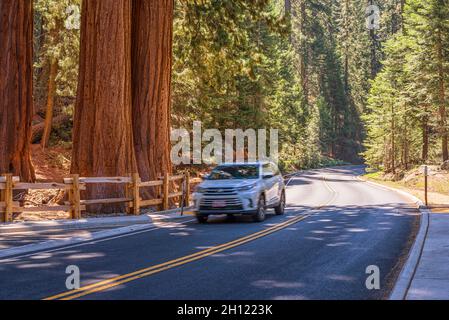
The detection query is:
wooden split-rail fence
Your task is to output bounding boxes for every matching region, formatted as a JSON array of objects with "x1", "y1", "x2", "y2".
[{"x1": 0, "y1": 173, "x2": 202, "y2": 223}]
